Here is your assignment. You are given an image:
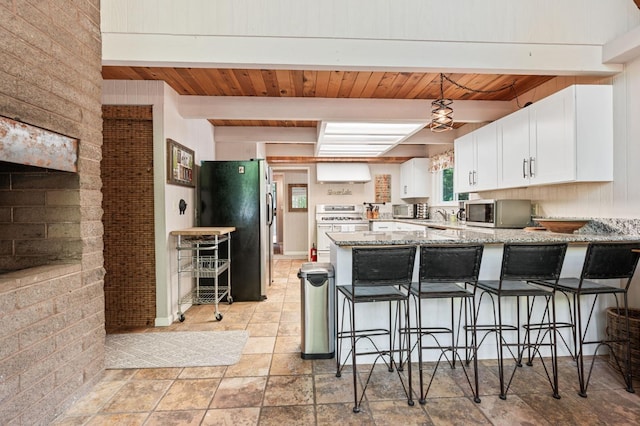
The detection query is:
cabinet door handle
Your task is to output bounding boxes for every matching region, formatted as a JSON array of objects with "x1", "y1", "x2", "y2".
[
  {"x1": 529, "y1": 156, "x2": 535, "y2": 178},
  {"x1": 473, "y1": 170, "x2": 478, "y2": 185},
  {"x1": 403, "y1": 185, "x2": 407, "y2": 194},
  {"x1": 522, "y1": 158, "x2": 528, "y2": 178},
  {"x1": 468, "y1": 171, "x2": 473, "y2": 185}
]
